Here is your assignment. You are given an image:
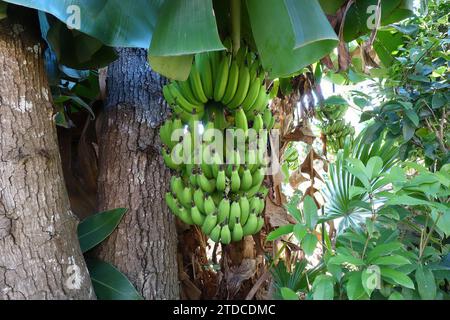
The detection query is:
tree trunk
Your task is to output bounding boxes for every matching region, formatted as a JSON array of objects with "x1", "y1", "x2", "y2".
[
  {"x1": 95, "y1": 48, "x2": 179, "y2": 299},
  {"x1": 0, "y1": 14, "x2": 94, "y2": 300}
]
